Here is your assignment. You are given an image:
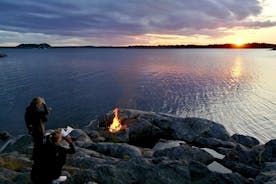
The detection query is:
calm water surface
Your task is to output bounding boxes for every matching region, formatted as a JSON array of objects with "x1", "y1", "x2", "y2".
[{"x1": 0, "y1": 48, "x2": 275, "y2": 143}]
